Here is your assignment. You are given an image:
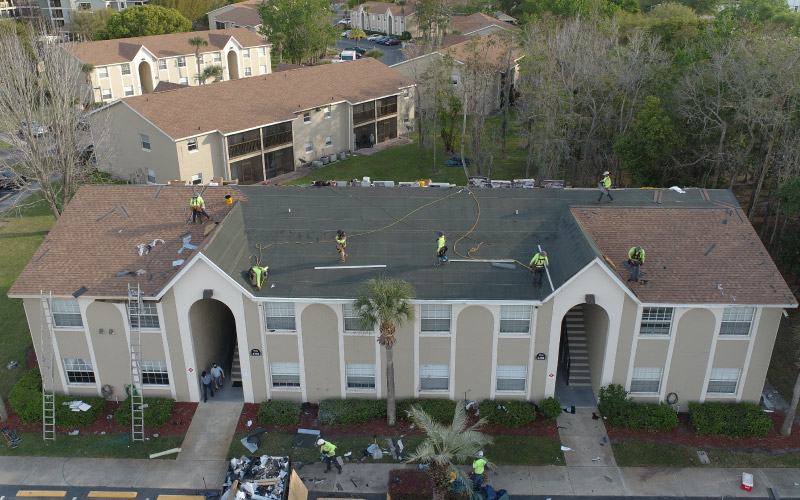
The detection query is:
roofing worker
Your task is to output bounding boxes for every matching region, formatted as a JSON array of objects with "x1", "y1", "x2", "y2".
[
  {"x1": 472, "y1": 450, "x2": 487, "y2": 490},
  {"x1": 595, "y1": 171, "x2": 614, "y2": 203},
  {"x1": 317, "y1": 438, "x2": 342, "y2": 474},
  {"x1": 190, "y1": 193, "x2": 211, "y2": 223},
  {"x1": 335, "y1": 230, "x2": 348, "y2": 263},
  {"x1": 435, "y1": 232, "x2": 449, "y2": 266},
  {"x1": 248, "y1": 265, "x2": 269, "y2": 290},
  {"x1": 627, "y1": 246, "x2": 645, "y2": 282},
  {"x1": 529, "y1": 250, "x2": 548, "y2": 287}
]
